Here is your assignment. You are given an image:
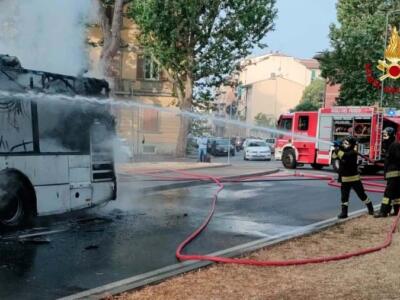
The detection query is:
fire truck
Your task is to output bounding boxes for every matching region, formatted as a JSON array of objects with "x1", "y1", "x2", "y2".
[{"x1": 274, "y1": 106, "x2": 400, "y2": 173}]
